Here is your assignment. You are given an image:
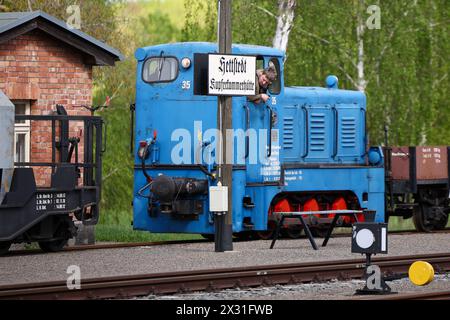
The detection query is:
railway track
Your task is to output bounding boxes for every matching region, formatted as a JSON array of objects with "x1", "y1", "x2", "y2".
[
  {"x1": 1, "y1": 252, "x2": 449, "y2": 300},
  {"x1": 7, "y1": 239, "x2": 209, "y2": 256},
  {"x1": 6, "y1": 228, "x2": 450, "y2": 256}
]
